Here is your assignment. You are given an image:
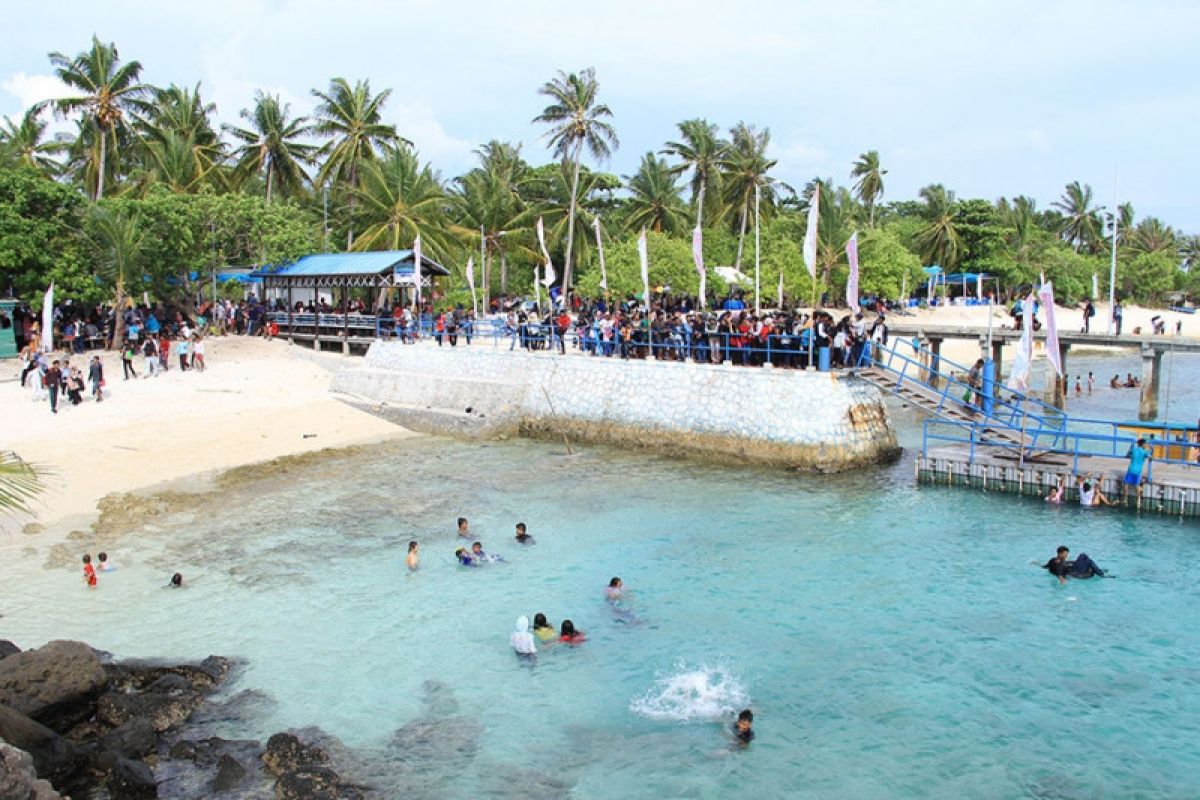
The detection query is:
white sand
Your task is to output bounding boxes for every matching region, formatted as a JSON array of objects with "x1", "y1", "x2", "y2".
[{"x1": 0, "y1": 336, "x2": 412, "y2": 548}]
